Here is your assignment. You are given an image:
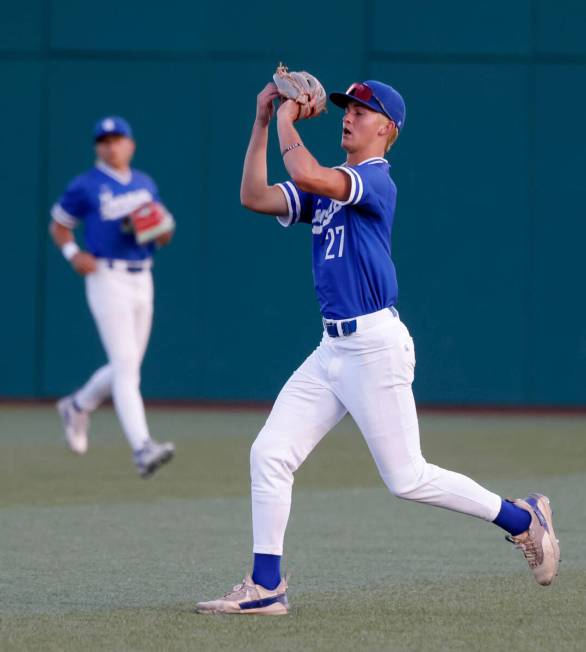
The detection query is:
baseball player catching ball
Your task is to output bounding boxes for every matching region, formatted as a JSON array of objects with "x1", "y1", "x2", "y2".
[
  {"x1": 50, "y1": 116, "x2": 175, "y2": 478},
  {"x1": 195, "y1": 70, "x2": 561, "y2": 615}
]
